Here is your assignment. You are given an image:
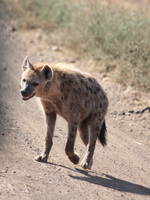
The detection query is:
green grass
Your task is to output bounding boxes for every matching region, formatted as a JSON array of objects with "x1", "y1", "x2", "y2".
[{"x1": 5, "y1": 0, "x2": 150, "y2": 91}]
